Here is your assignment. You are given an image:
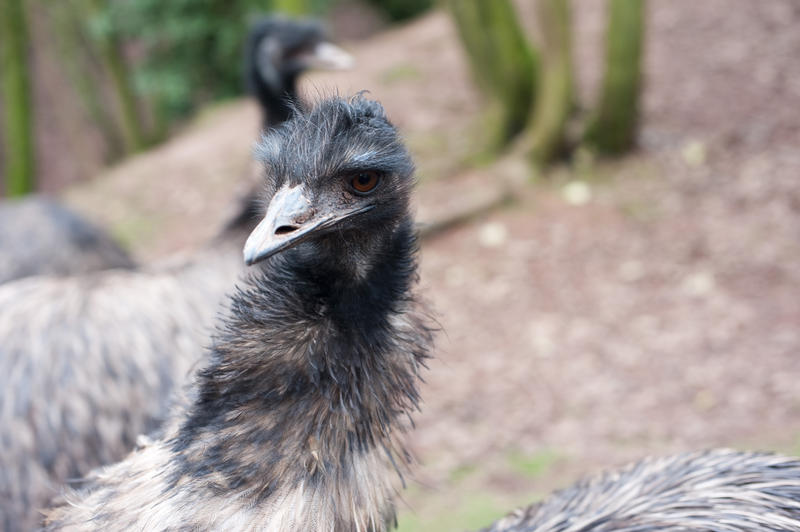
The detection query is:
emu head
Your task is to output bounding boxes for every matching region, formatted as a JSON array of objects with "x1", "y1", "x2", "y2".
[
  {"x1": 246, "y1": 16, "x2": 353, "y2": 97},
  {"x1": 244, "y1": 96, "x2": 415, "y2": 273}
]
